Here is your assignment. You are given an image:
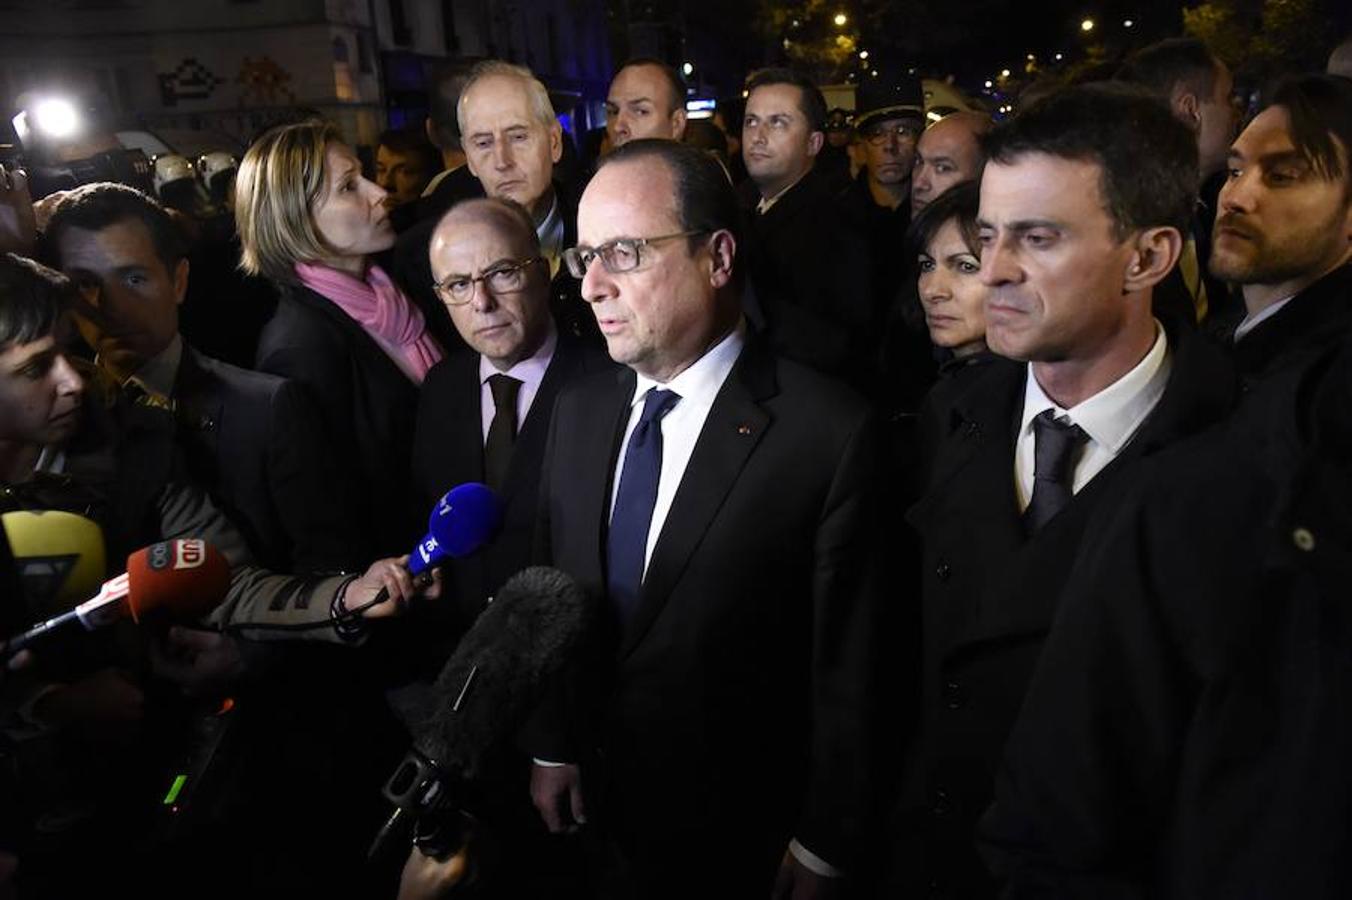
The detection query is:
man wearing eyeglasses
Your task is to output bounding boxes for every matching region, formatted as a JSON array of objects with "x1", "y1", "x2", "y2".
[
  {"x1": 401, "y1": 196, "x2": 613, "y2": 895},
  {"x1": 413, "y1": 196, "x2": 612, "y2": 636},
  {"x1": 528, "y1": 139, "x2": 881, "y2": 900},
  {"x1": 740, "y1": 68, "x2": 876, "y2": 386},
  {"x1": 847, "y1": 71, "x2": 926, "y2": 311}
]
